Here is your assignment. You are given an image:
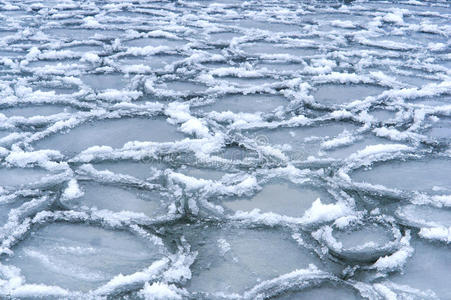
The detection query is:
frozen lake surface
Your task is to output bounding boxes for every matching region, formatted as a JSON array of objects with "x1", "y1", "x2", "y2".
[{"x1": 0, "y1": 0, "x2": 450, "y2": 299}]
